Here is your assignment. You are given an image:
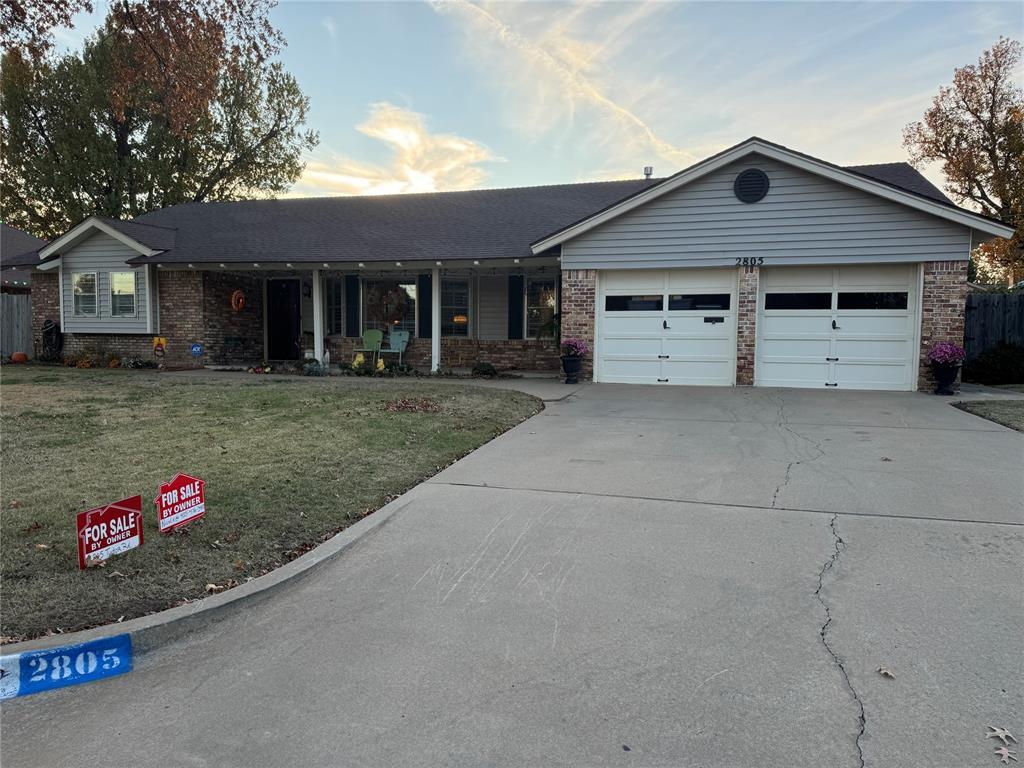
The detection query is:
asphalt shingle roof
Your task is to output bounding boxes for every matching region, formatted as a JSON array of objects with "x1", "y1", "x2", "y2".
[
  {"x1": 1, "y1": 223, "x2": 46, "y2": 267},
  {"x1": 844, "y1": 162, "x2": 951, "y2": 204}
]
